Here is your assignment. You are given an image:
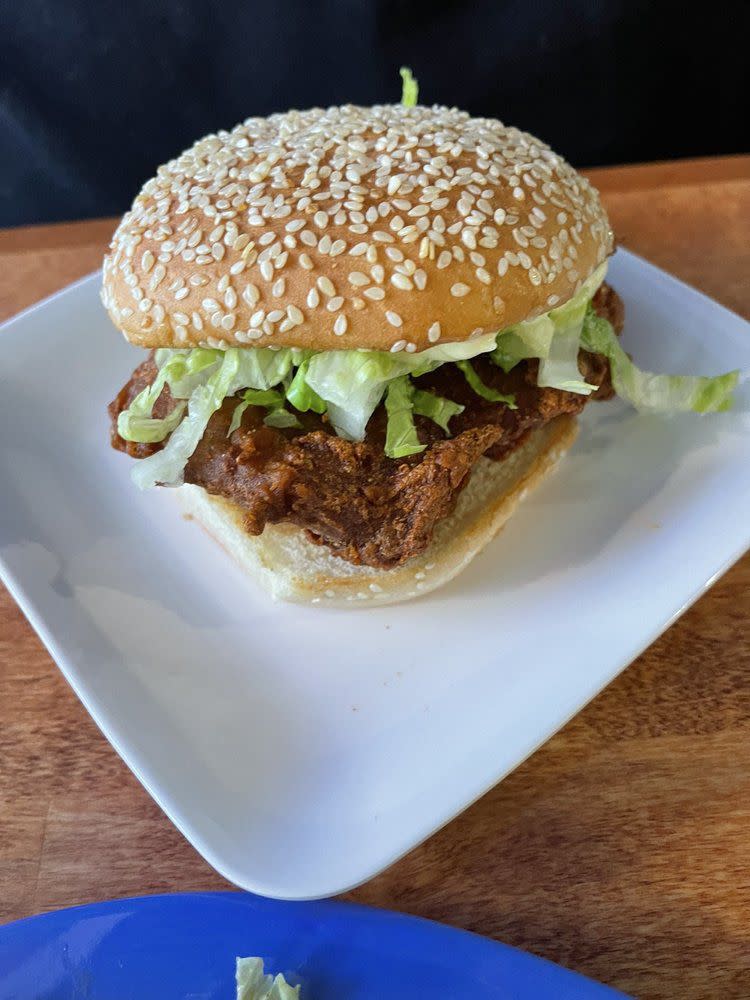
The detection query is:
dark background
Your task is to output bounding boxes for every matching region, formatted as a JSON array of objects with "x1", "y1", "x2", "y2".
[{"x1": 1, "y1": 0, "x2": 747, "y2": 227}]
